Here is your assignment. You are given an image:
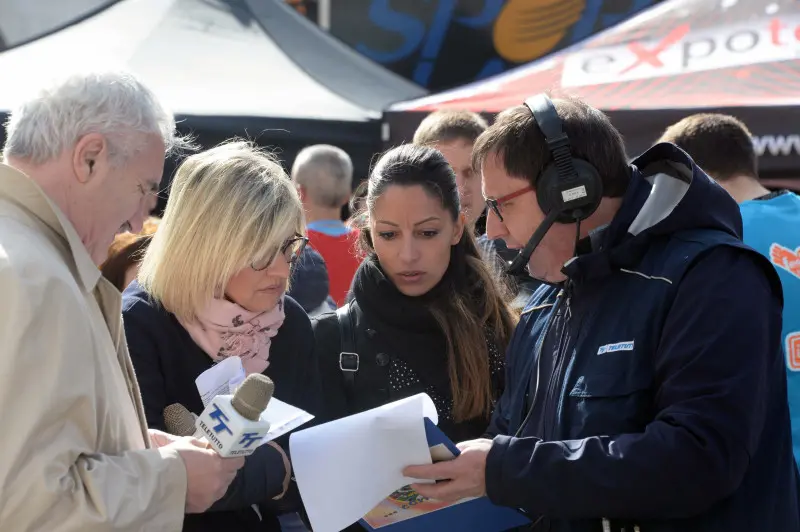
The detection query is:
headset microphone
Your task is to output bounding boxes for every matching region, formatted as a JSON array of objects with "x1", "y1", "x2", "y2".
[
  {"x1": 506, "y1": 210, "x2": 561, "y2": 276},
  {"x1": 505, "y1": 94, "x2": 603, "y2": 277}
]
